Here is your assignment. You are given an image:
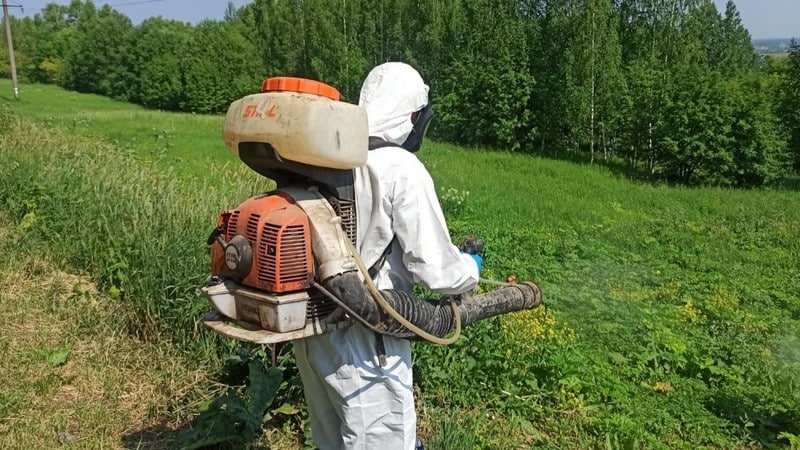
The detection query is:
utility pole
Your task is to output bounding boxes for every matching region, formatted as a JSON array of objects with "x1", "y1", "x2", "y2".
[{"x1": 2, "y1": 1, "x2": 19, "y2": 100}]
